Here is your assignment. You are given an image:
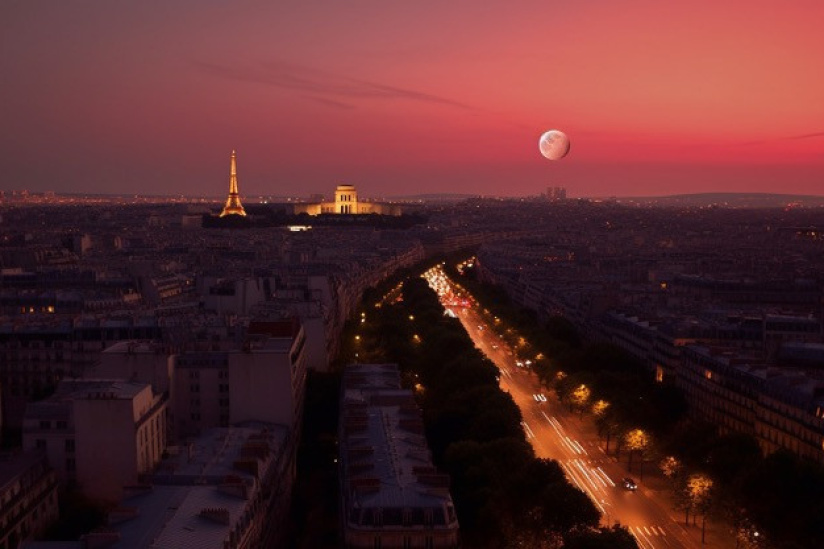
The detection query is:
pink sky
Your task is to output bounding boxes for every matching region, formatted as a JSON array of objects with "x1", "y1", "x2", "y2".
[{"x1": 1, "y1": 1, "x2": 823, "y2": 198}]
